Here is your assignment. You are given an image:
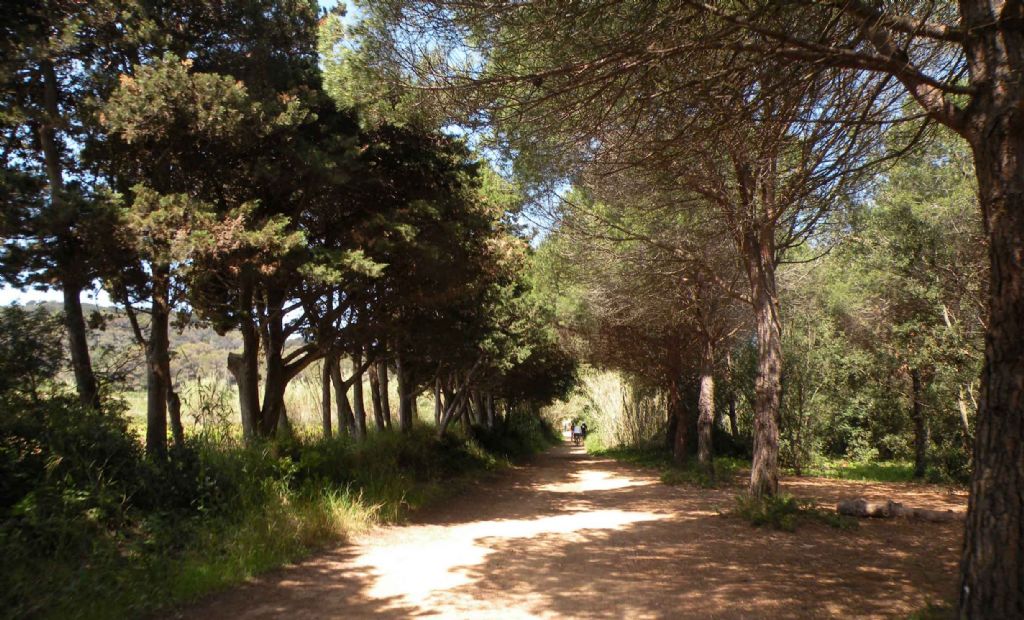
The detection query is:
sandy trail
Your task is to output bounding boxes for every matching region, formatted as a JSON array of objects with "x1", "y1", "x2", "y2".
[{"x1": 180, "y1": 444, "x2": 965, "y2": 619}]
